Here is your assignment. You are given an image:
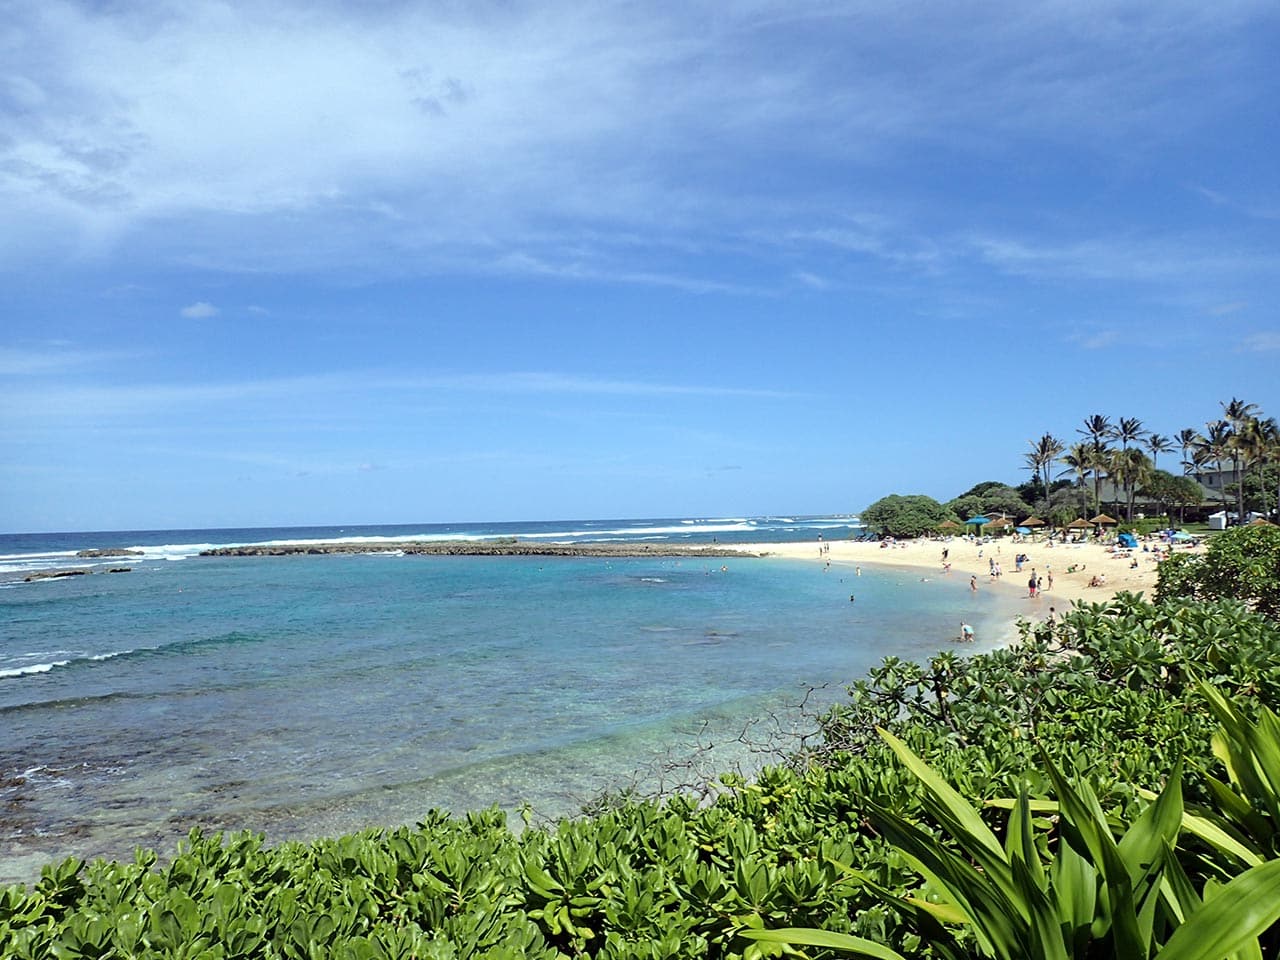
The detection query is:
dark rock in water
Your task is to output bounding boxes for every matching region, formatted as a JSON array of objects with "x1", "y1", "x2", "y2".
[
  {"x1": 24, "y1": 569, "x2": 91, "y2": 581},
  {"x1": 75, "y1": 548, "x2": 144, "y2": 558},
  {"x1": 106, "y1": 567, "x2": 132, "y2": 574},
  {"x1": 199, "y1": 541, "x2": 758, "y2": 559}
]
